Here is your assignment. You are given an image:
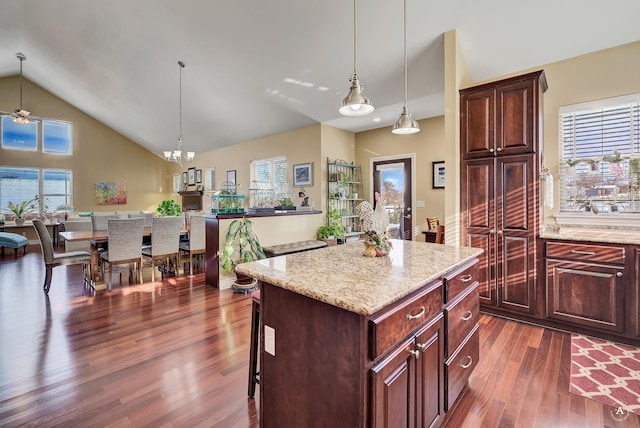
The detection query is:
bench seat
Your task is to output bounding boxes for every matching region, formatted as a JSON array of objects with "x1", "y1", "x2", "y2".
[
  {"x1": 0, "y1": 232, "x2": 29, "y2": 256},
  {"x1": 262, "y1": 240, "x2": 327, "y2": 258}
]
